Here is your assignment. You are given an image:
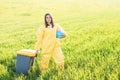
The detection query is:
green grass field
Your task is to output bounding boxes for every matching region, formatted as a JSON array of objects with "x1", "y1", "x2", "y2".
[{"x1": 0, "y1": 0, "x2": 120, "y2": 80}]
